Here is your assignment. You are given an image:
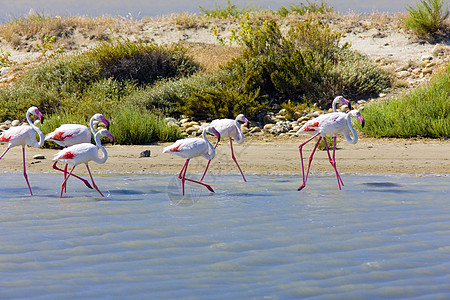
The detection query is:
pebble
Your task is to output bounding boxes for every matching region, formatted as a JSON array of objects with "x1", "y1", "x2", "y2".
[
  {"x1": 139, "y1": 150, "x2": 151, "y2": 158},
  {"x1": 11, "y1": 120, "x2": 20, "y2": 126},
  {"x1": 32, "y1": 155, "x2": 46, "y2": 160}
]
